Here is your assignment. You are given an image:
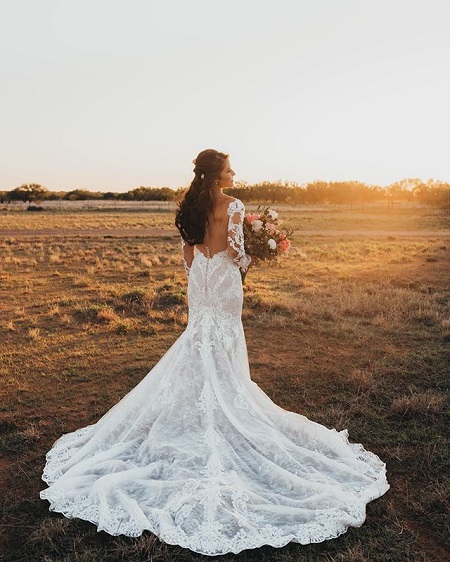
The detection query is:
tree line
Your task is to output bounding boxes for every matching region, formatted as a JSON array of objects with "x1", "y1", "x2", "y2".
[{"x1": 1, "y1": 178, "x2": 449, "y2": 208}]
